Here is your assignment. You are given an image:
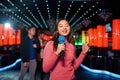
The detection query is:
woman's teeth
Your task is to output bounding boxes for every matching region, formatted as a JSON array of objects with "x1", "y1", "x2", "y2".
[{"x1": 62, "y1": 30, "x2": 67, "y2": 33}]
